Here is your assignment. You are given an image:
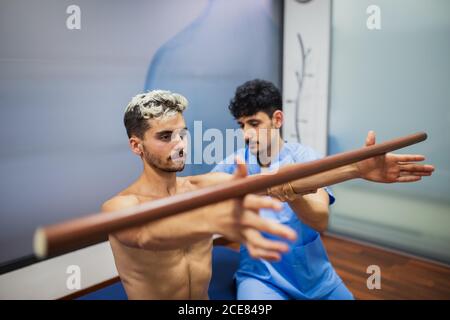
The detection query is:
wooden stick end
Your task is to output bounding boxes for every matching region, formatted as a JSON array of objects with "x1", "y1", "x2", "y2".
[{"x1": 33, "y1": 228, "x2": 48, "y2": 259}]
